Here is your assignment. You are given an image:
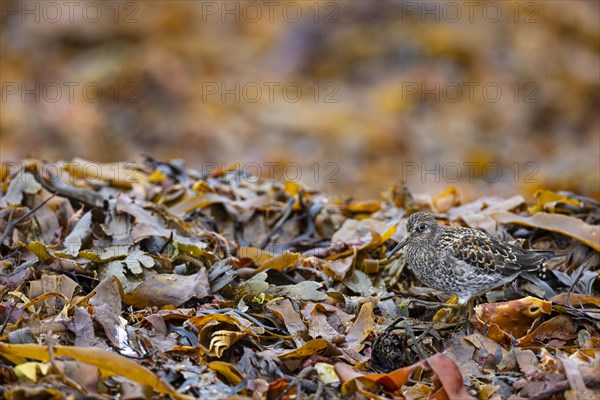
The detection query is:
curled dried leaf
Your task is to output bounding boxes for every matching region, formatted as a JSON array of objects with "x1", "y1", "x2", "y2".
[
  {"x1": 473, "y1": 296, "x2": 552, "y2": 339},
  {"x1": 491, "y1": 211, "x2": 600, "y2": 252}
]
